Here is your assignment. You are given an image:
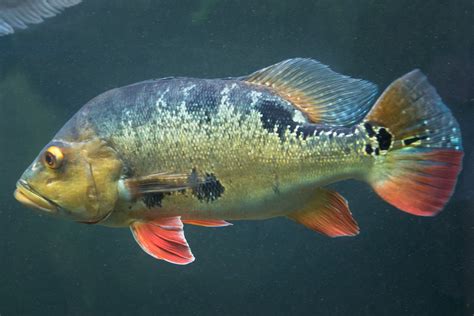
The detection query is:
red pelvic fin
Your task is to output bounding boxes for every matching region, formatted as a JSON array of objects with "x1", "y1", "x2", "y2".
[
  {"x1": 288, "y1": 188, "x2": 359, "y2": 237},
  {"x1": 130, "y1": 217, "x2": 195, "y2": 265},
  {"x1": 182, "y1": 219, "x2": 232, "y2": 227}
]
